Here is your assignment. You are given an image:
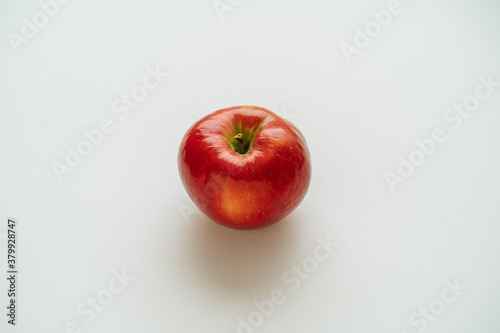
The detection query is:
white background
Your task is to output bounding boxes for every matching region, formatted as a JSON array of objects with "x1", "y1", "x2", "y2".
[{"x1": 1, "y1": 0, "x2": 500, "y2": 332}]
